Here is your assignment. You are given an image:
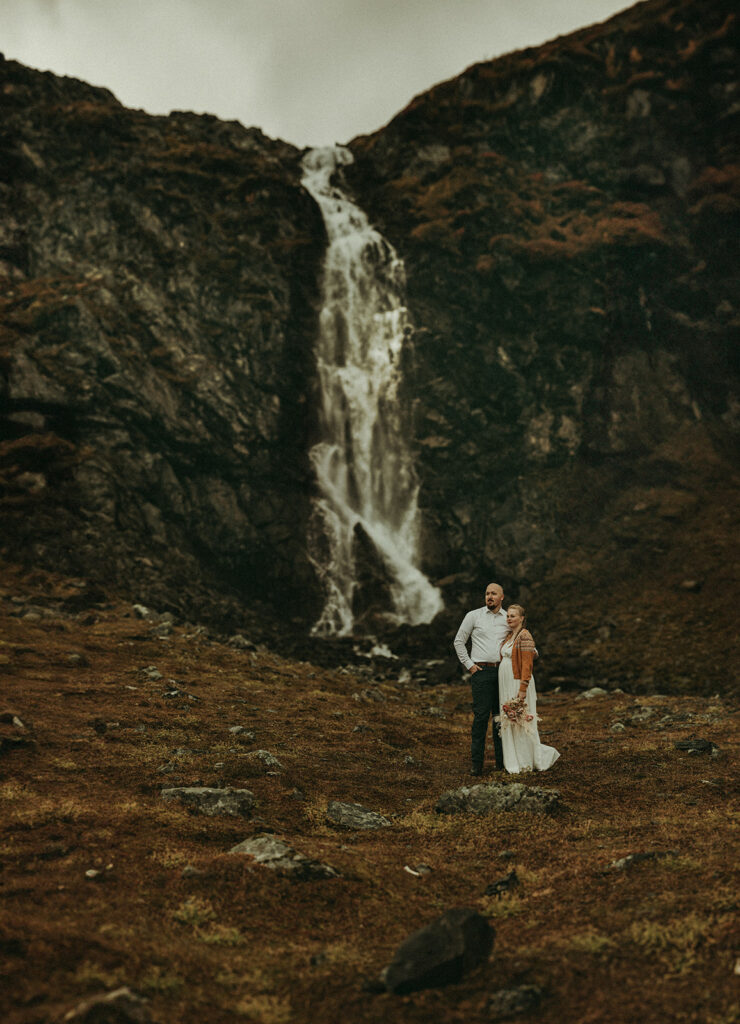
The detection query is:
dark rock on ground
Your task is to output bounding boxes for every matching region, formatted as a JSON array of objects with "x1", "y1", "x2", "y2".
[
  {"x1": 436, "y1": 782, "x2": 560, "y2": 815},
  {"x1": 63, "y1": 987, "x2": 151, "y2": 1023},
  {"x1": 326, "y1": 800, "x2": 391, "y2": 830},
  {"x1": 484, "y1": 869, "x2": 519, "y2": 899},
  {"x1": 380, "y1": 907, "x2": 493, "y2": 994},
  {"x1": 674, "y1": 737, "x2": 718, "y2": 753},
  {"x1": 487, "y1": 985, "x2": 543, "y2": 1020},
  {"x1": 229, "y1": 834, "x2": 339, "y2": 879},
  {"x1": 161, "y1": 786, "x2": 256, "y2": 817}
]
